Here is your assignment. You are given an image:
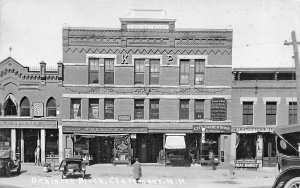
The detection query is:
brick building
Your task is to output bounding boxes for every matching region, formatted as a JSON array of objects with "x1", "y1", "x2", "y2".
[
  {"x1": 60, "y1": 10, "x2": 233, "y2": 165},
  {"x1": 232, "y1": 68, "x2": 296, "y2": 167},
  {"x1": 0, "y1": 57, "x2": 63, "y2": 164}
]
